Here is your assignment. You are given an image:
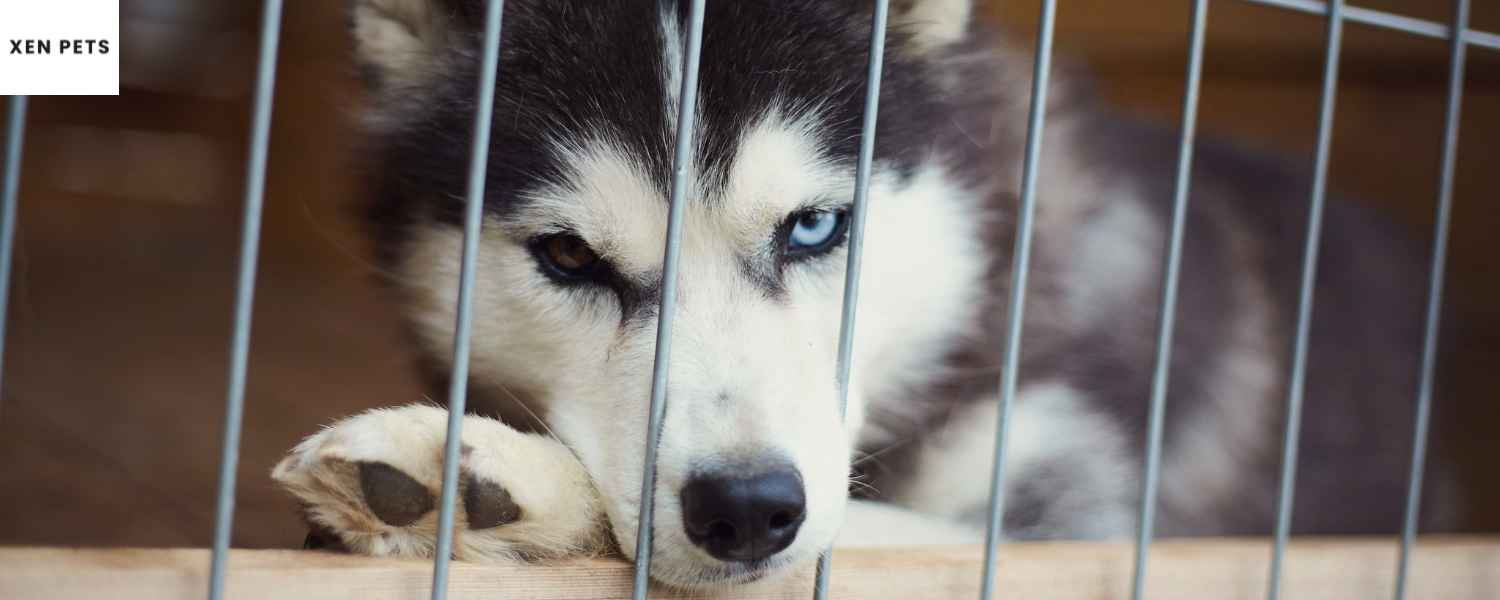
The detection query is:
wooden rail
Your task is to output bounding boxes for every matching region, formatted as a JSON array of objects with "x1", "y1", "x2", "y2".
[{"x1": 2, "y1": 537, "x2": 1496, "y2": 599}]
